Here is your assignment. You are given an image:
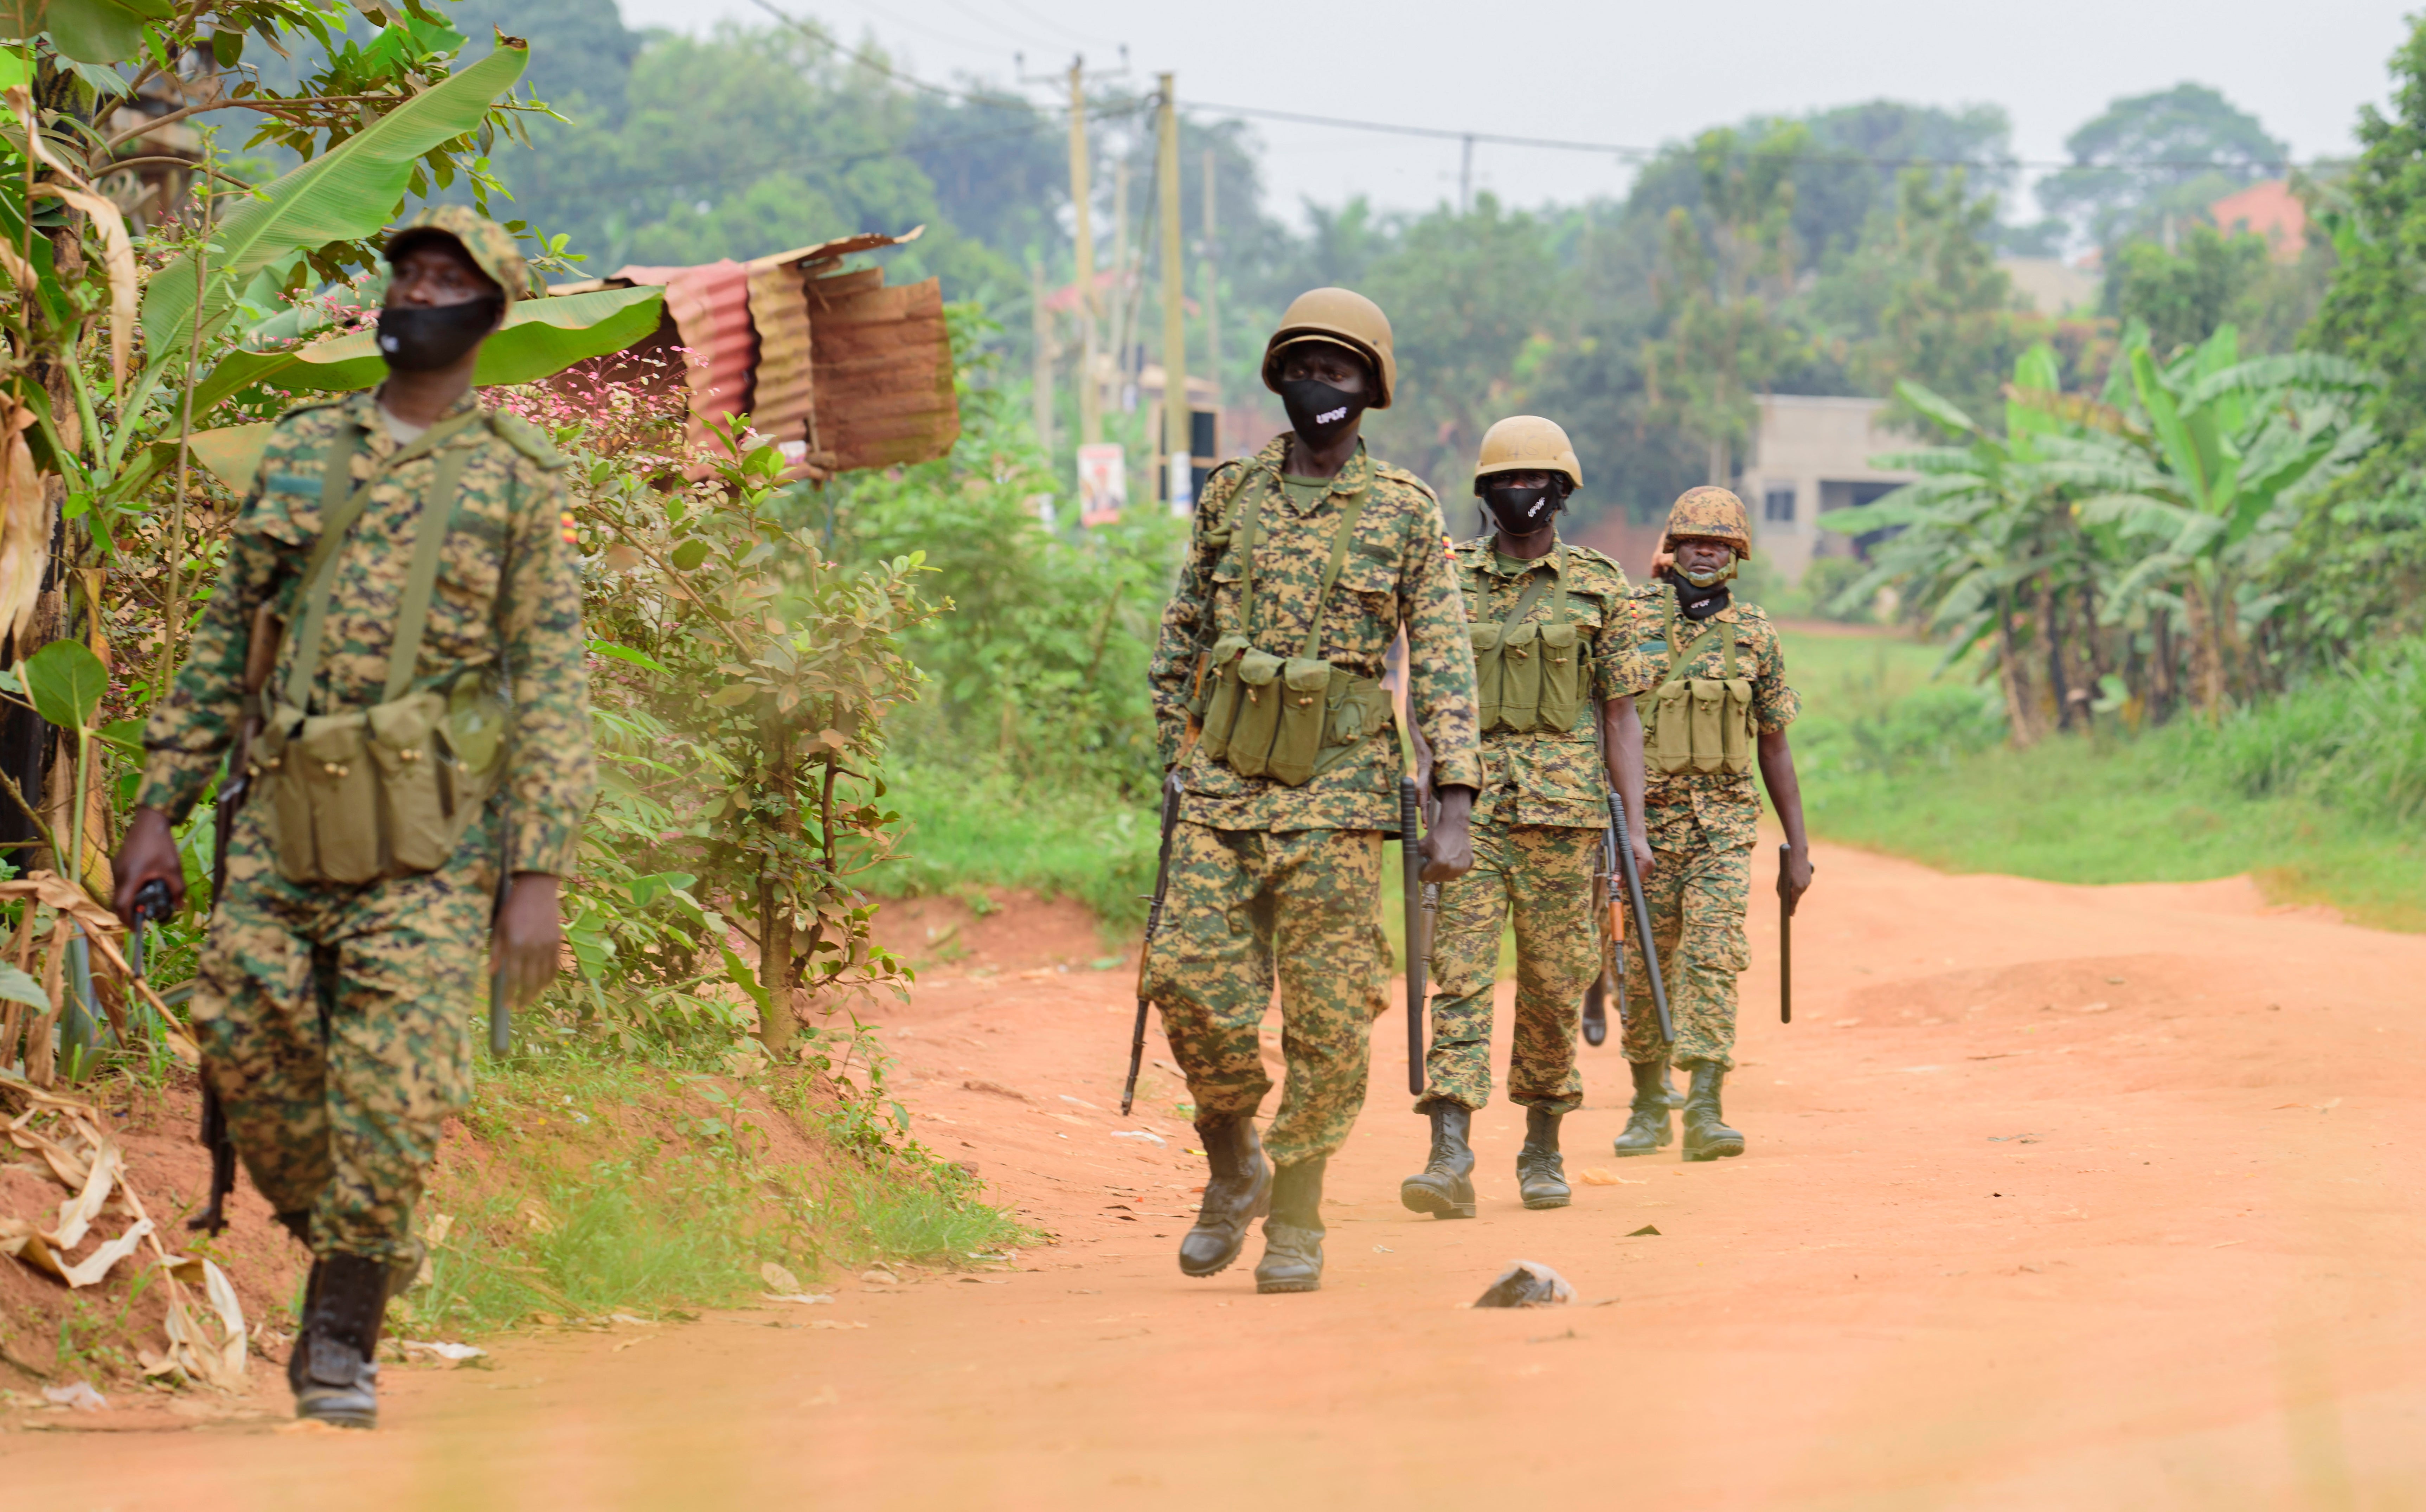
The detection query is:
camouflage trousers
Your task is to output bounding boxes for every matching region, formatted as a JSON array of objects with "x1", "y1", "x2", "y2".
[
  {"x1": 1419, "y1": 822, "x2": 1599, "y2": 1115},
  {"x1": 192, "y1": 801, "x2": 496, "y2": 1265},
  {"x1": 1142, "y1": 823, "x2": 1386, "y2": 1168},
  {"x1": 1619, "y1": 804, "x2": 1752, "y2": 1072}
]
